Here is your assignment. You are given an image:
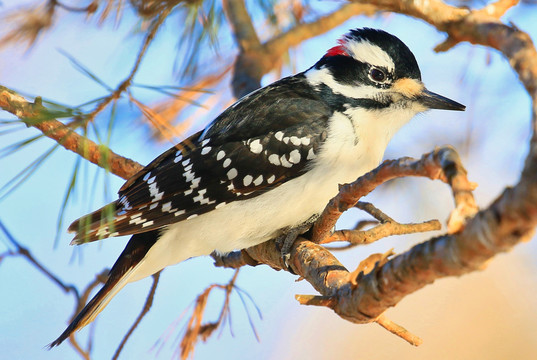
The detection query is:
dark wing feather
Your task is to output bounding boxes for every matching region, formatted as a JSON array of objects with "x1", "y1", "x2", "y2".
[{"x1": 69, "y1": 75, "x2": 331, "y2": 244}]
